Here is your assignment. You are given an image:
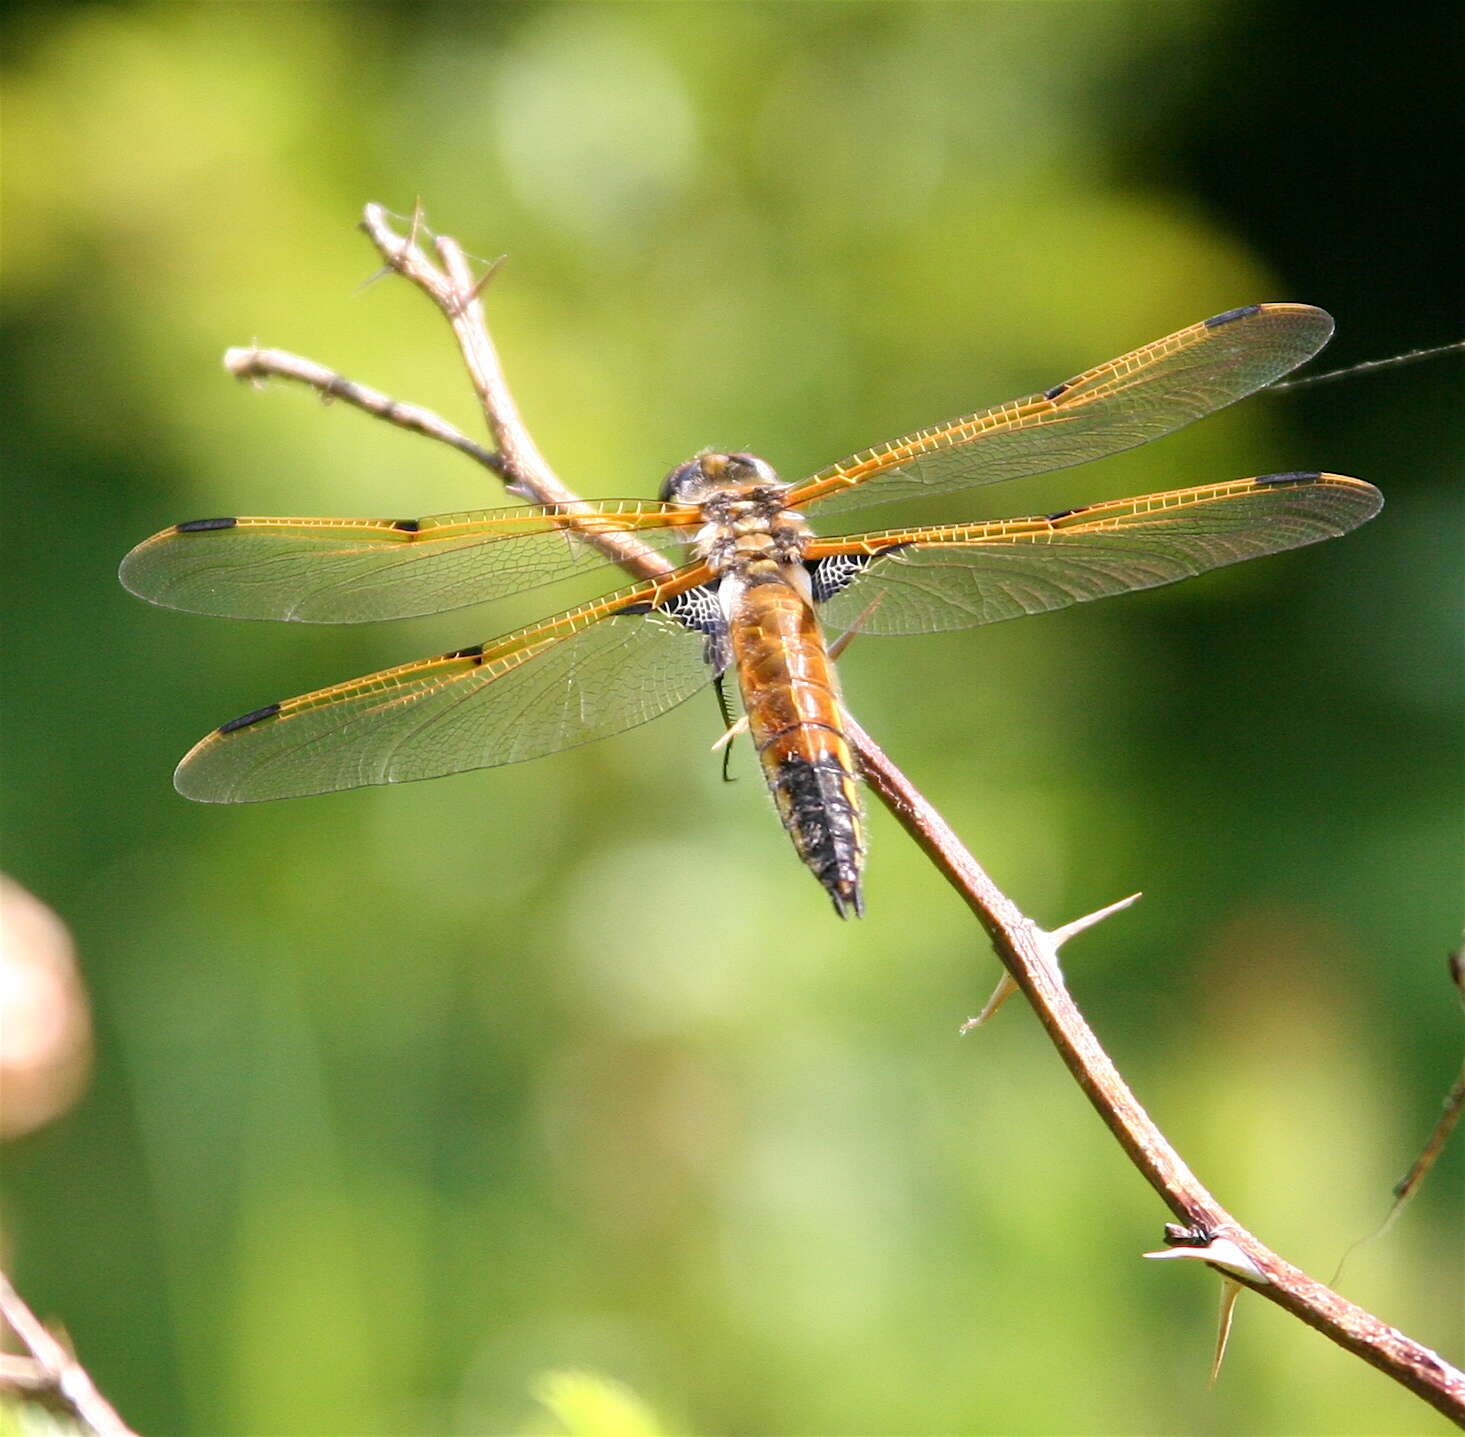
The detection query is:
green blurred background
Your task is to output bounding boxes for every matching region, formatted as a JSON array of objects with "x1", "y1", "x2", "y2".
[{"x1": 3, "y1": 3, "x2": 1461, "y2": 1433}]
